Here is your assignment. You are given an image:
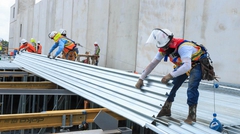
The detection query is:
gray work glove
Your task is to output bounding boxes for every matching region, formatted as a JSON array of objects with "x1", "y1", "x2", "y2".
[
  {"x1": 47, "y1": 53, "x2": 51, "y2": 58},
  {"x1": 135, "y1": 79, "x2": 144, "y2": 89}
]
